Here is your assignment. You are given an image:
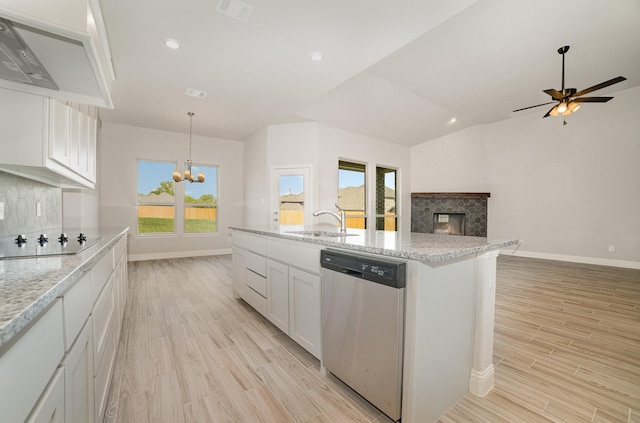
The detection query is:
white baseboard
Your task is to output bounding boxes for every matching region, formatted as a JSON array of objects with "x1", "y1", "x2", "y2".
[
  {"x1": 500, "y1": 249, "x2": 640, "y2": 270},
  {"x1": 128, "y1": 248, "x2": 232, "y2": 262},
  {"x1": 469, "y1": 365, "x2": 495, "y2": 397}
]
